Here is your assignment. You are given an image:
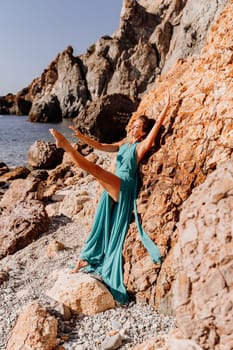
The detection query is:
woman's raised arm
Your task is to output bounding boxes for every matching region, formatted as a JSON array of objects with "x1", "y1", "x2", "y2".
[
  {"x1": 136, "y1": 90, "x2": 170, "y2": 162},
  {"x1": 69, "y1": 125, "x2": 121, "y2": 153}
]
